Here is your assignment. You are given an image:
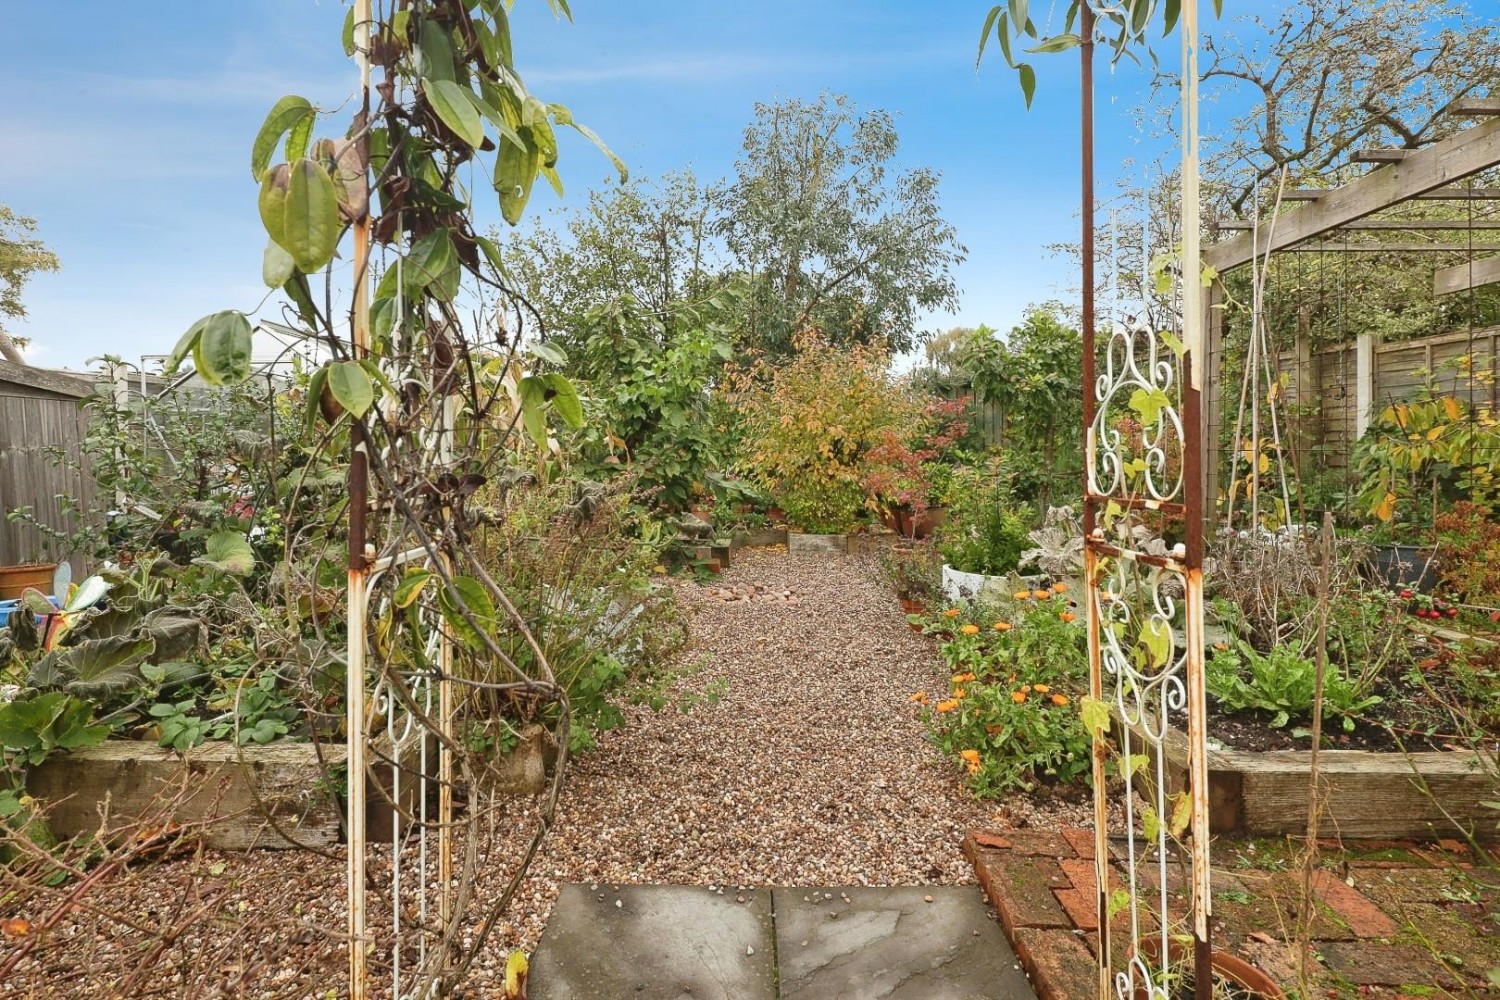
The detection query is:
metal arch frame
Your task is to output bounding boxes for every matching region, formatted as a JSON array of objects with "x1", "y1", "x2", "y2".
[{"x1": 1081, "y1": 3, "x2": 1212, "y2": 999}]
